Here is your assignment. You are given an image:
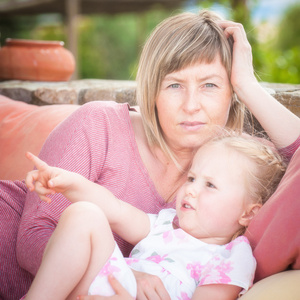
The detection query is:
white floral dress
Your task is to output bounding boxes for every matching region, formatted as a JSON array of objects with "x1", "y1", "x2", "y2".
[{"x1": 89, "y1": 209, "x2": 256, "y2": 299}]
